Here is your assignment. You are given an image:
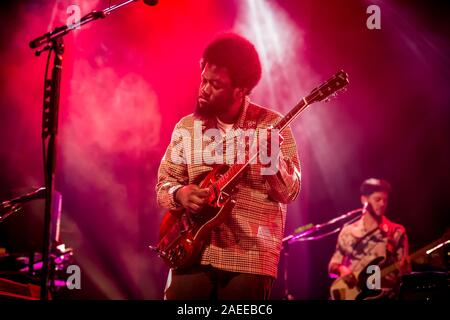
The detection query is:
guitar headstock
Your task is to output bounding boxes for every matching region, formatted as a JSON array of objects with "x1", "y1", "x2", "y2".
[{"x1": 307, "y1": 70, "x2": 349, "y2": 104}]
